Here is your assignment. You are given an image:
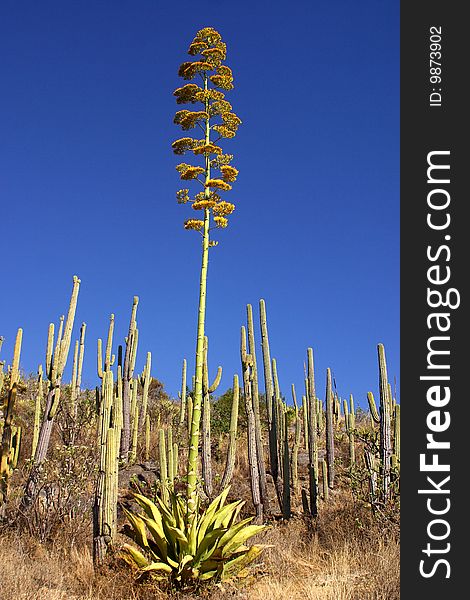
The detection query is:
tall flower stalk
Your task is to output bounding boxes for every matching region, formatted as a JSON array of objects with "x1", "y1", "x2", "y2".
[{"x1": 173, "y1": 27, "x2": 241, "y2": 517}]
